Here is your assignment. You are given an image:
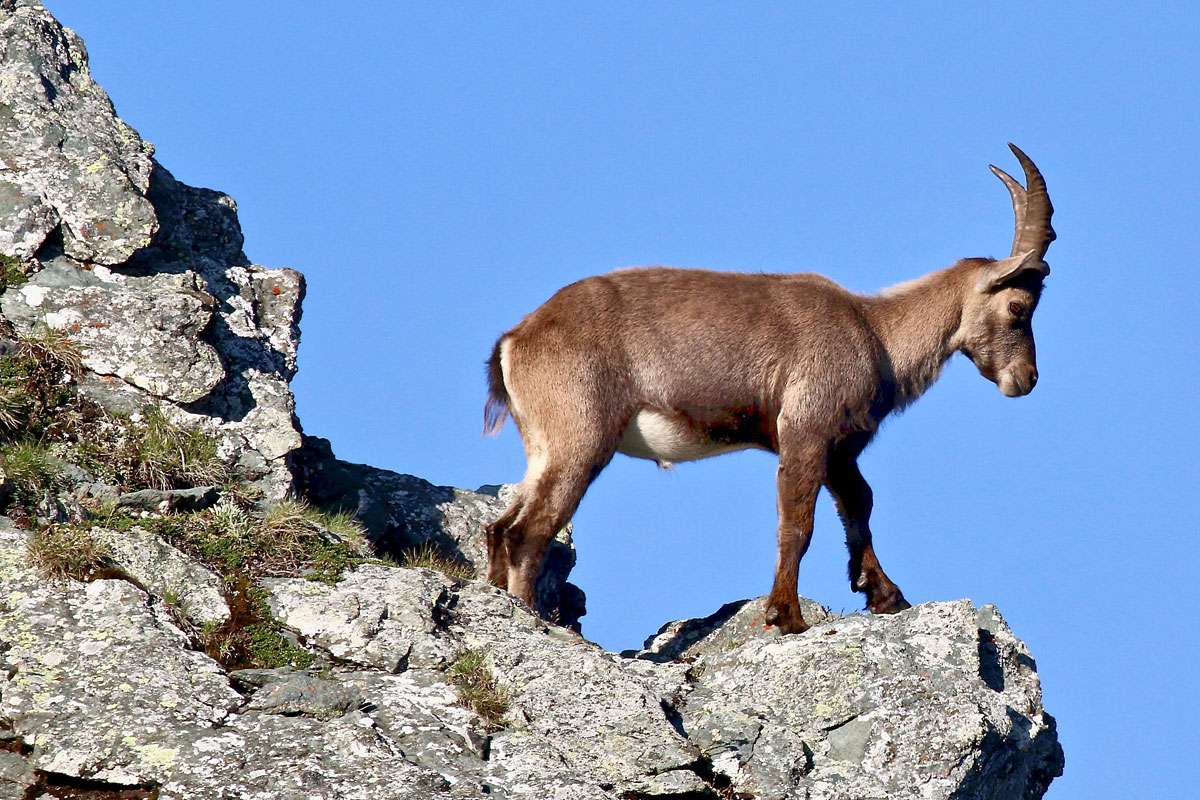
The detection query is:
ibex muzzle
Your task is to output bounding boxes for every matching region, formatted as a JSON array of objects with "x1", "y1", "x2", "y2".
[{"x1": 483, "y1": 144, "x2": 1054, "y2": 634}]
